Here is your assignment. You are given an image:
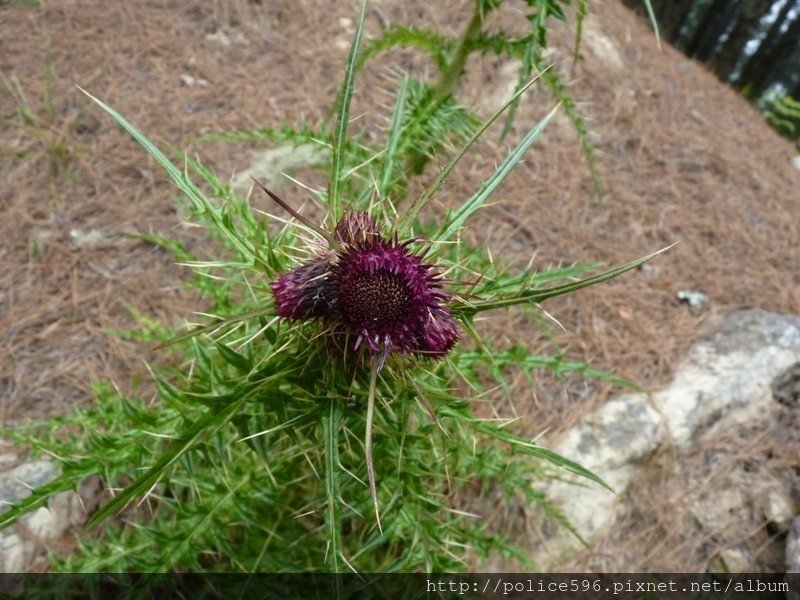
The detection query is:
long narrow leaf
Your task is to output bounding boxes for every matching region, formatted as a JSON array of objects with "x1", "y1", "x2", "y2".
[
  {"x1": 434, "y1": 103, "x2": 560, "y2": 244},
  {"x1": 78, "y1": 88, "x2": 257, "y2": 266},
  {"x1": 402, "y1": 73, "x2": 548, "y2": 229},
  {"x1": 641, "y1": 0, "x2": 661, "y2": 49},
  {"x1": 455, "y1": 244, "x2": 675, "y2": 316},
  {"x1": 378, "y1": 74, "x2": 410, "y2": 198},
  {"x1": 329, "y1": 0, "x2": 368, "y2": 220},
  {"x1": 437, "y1": 405, "x2": 612, "y2": 491}
]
